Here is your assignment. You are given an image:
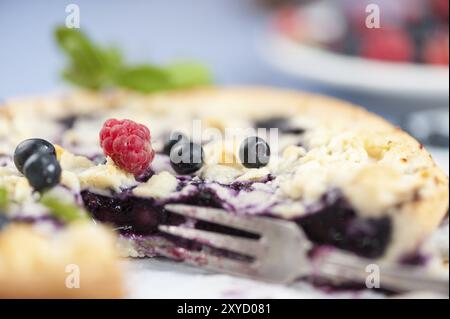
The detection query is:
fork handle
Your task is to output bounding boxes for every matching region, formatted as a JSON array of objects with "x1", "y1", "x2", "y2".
[{"x1": 313, "y1": 250, "x2": 449, "y2": 296}]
